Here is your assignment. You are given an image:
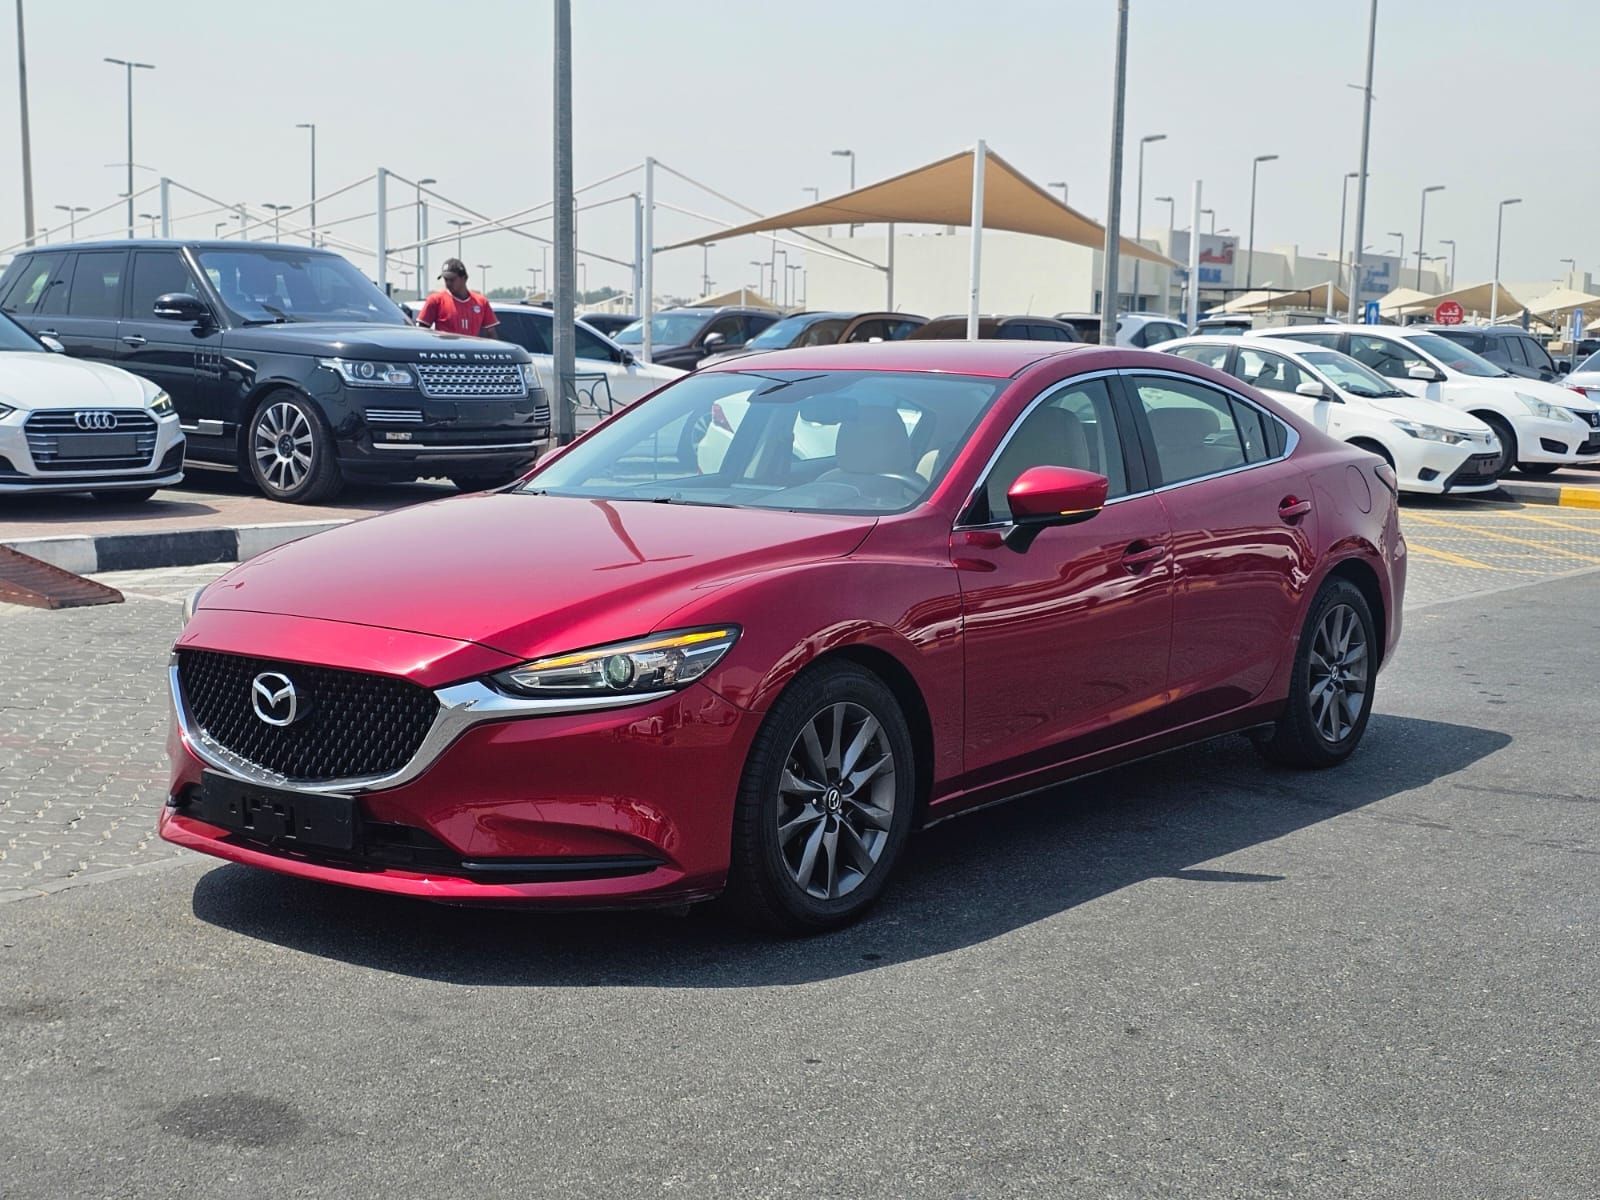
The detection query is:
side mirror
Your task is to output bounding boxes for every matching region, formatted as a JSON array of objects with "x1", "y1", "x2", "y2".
[
  {"x1": 1295, "y1": 380, "x2": 1330, "y2": 399},
  {"x1": 1003, "y1": 465, "x2": 1109, "y2": 551},
  {"x1": 39, "y1": 335, "x2": 65, "y2": 354},
  {"x1": 154, "y1": 292, "x2": 209, "y2": 323},
  {"x1": 701, "y1": 331, "x2": 727, "y2": 351},
  {"x1": 617, "y1": 347, "x2": 635, "y2": 365},
  {"x1": 1407, "y1": 363, "x2": 1444, "y2": 382}
]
